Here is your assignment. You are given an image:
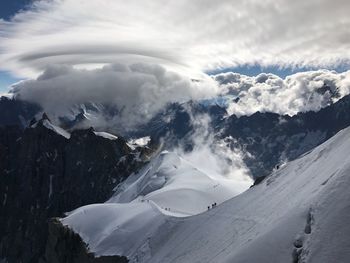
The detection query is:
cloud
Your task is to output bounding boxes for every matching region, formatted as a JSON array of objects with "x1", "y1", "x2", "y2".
[
  {"x1": 173, "y1": 110, "x2": 253, "y2": 194},
  {"x1": 0, "y1": 0, "x2": 350, "y2": 78},
  {"x1": 11, "y1": 63, "x2": 218, "y2": 129},
  {"x1": 215, "y1": 69, "x2": 350, "y2": 116}
]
